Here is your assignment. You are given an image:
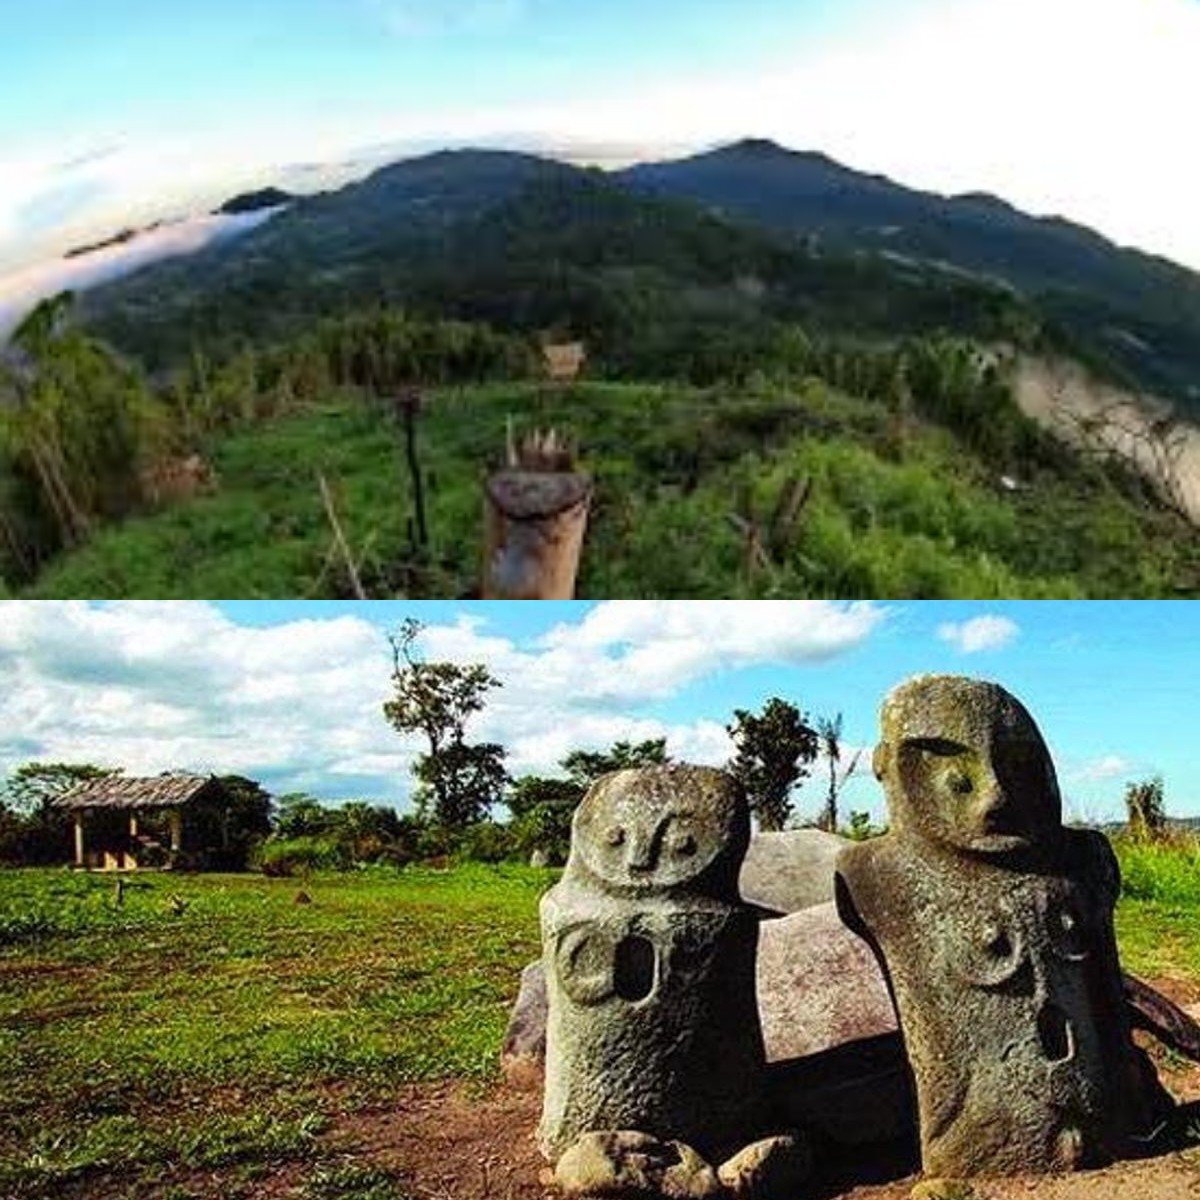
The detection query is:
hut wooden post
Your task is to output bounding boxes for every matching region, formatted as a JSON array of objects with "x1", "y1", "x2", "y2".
[
  {"x1": 483, "y1": 432, "x2": 592, "y2": 600},
  {"x1": 73, "y1": 811, "x2": 86, "y2": 868},
  {"x1": 169, "y1": 808, "x2": 183, "y2": 855}
]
